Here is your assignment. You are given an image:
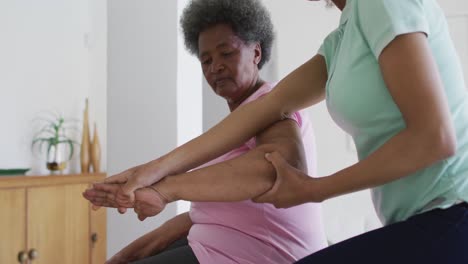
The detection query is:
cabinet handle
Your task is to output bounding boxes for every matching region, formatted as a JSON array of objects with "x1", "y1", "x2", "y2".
[
  {"x1": 28, "y1": 249, "x2": 39, "y2": 260},
  {"x1": 91, "y1": 232, "x2": 98, "y2": 243},
  {"x1": 17, "y1": 251, "x2": 28, "y2": 263}
]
